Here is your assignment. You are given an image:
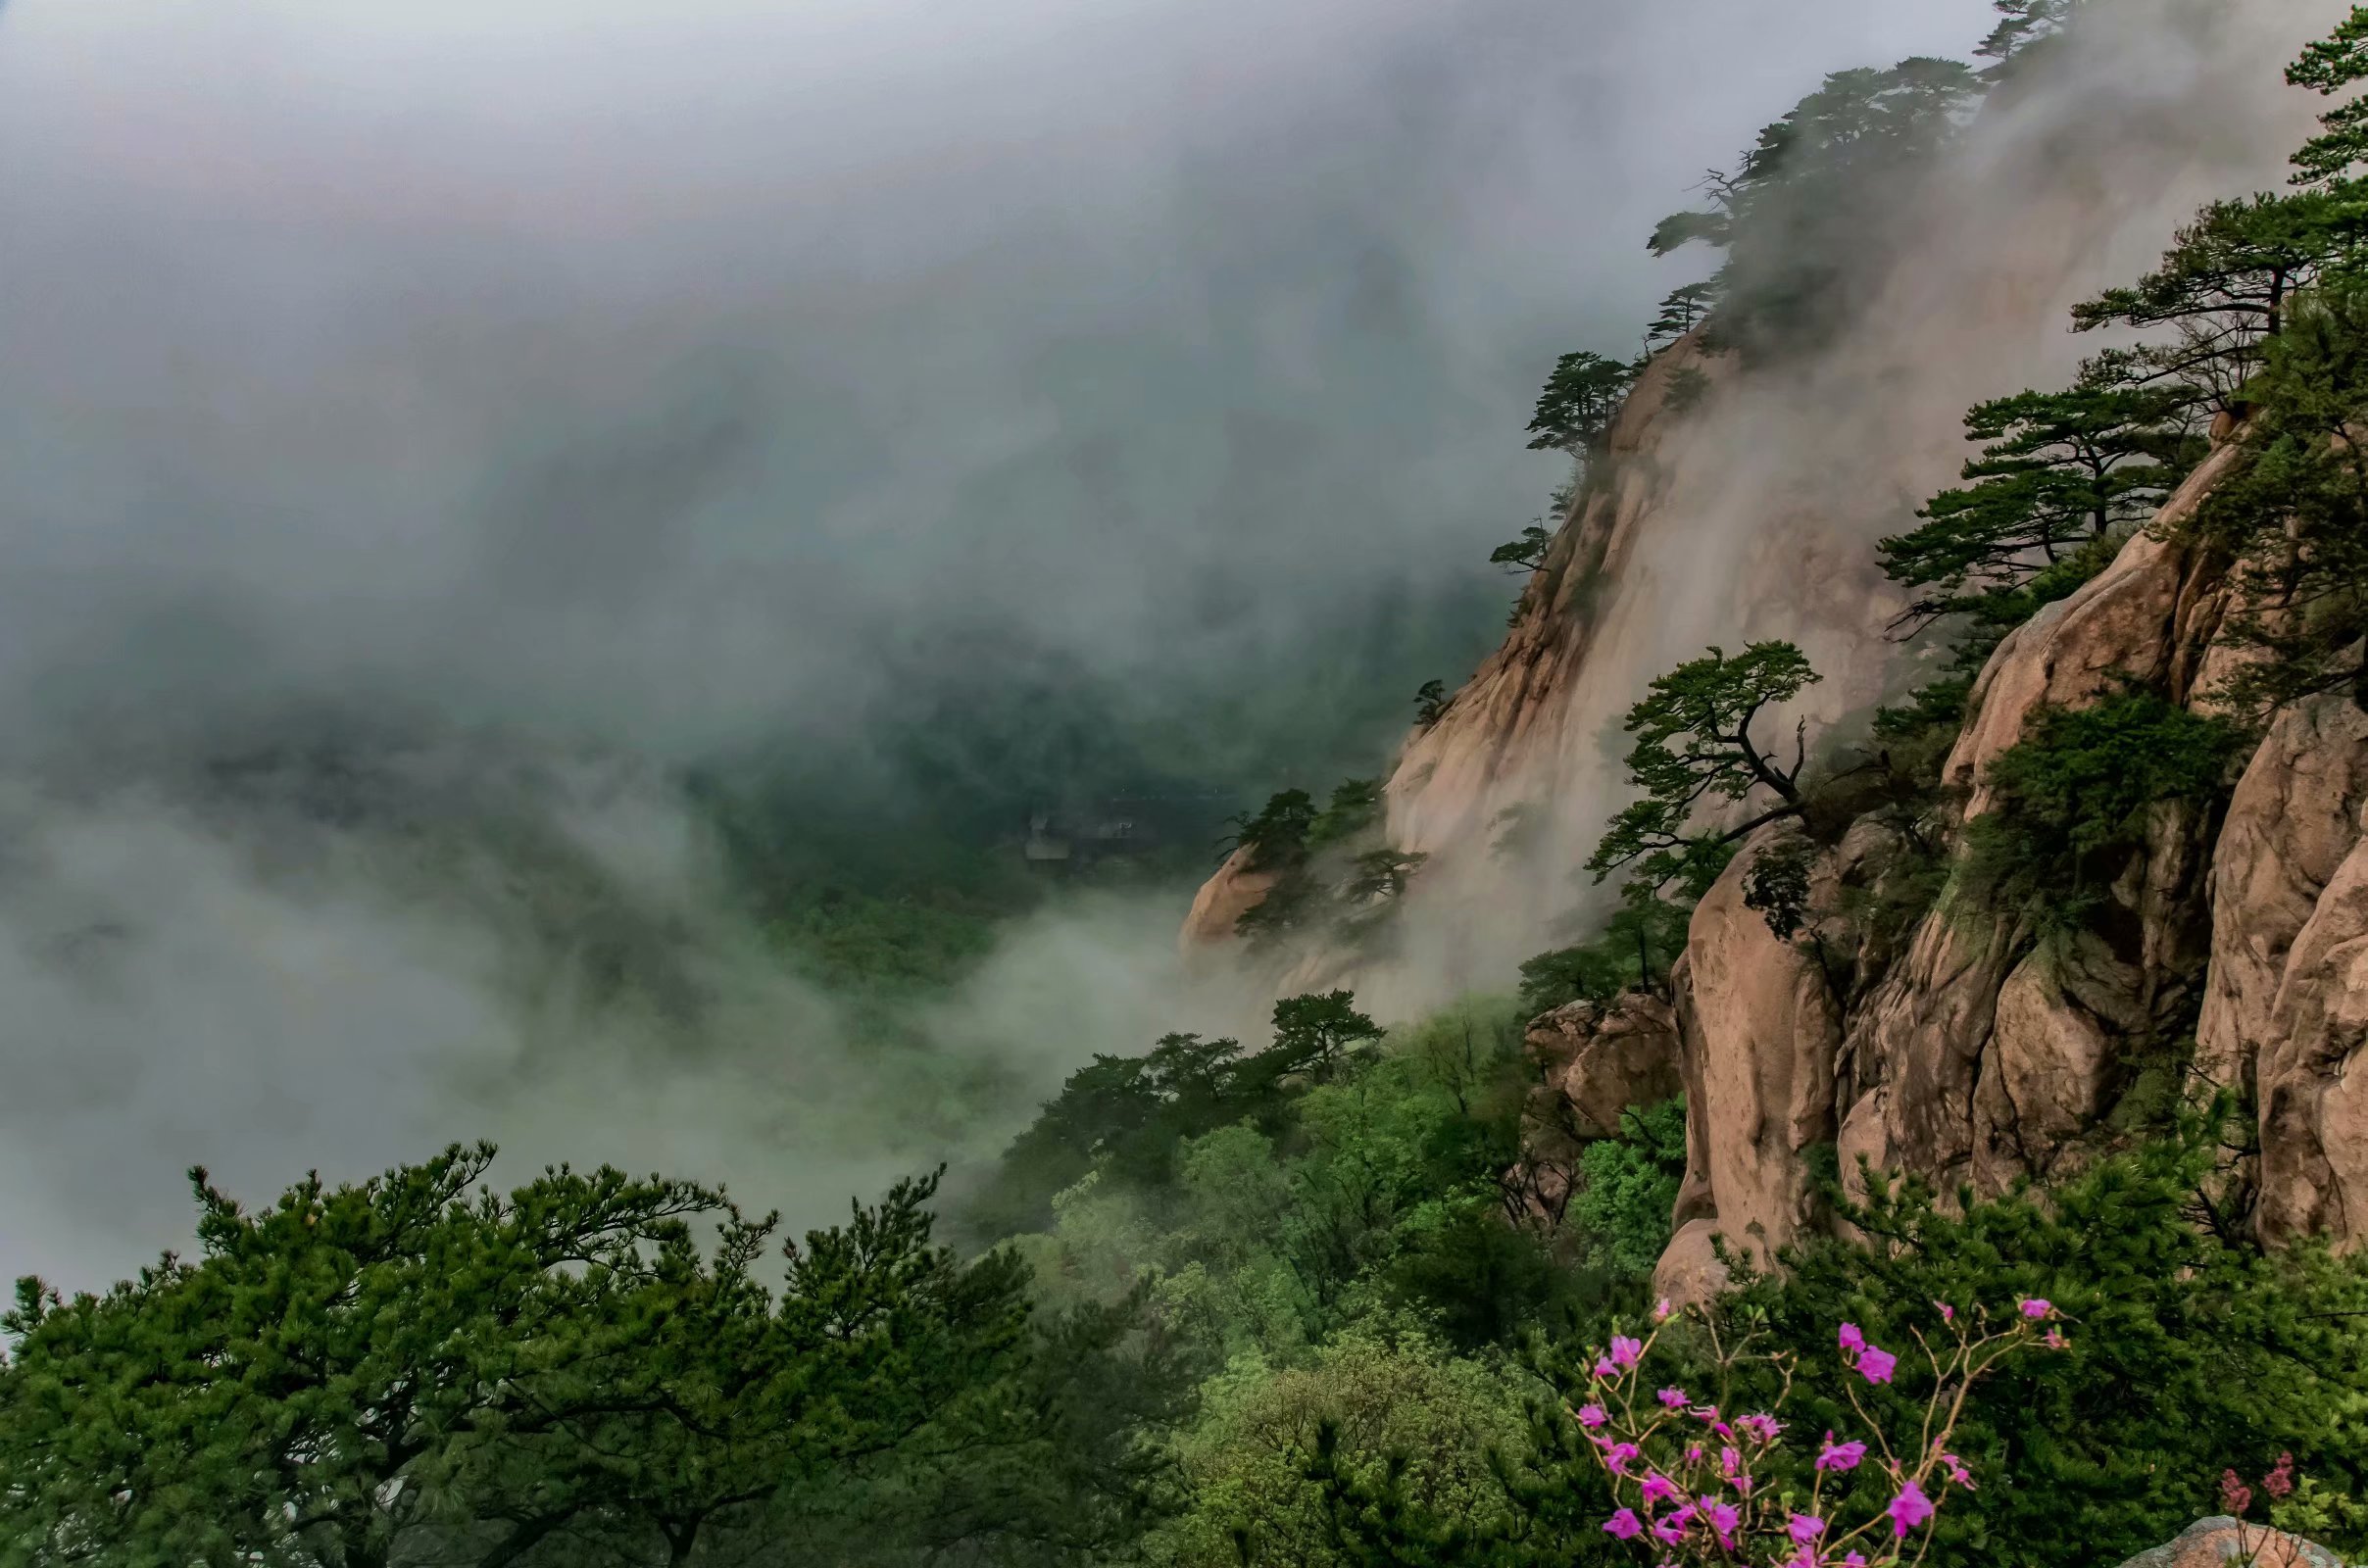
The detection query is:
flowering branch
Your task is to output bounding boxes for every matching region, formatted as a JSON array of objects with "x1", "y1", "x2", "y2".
[{"x1": 1578, "y1": 1295, "x2": 2068, "y2": 1567}]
